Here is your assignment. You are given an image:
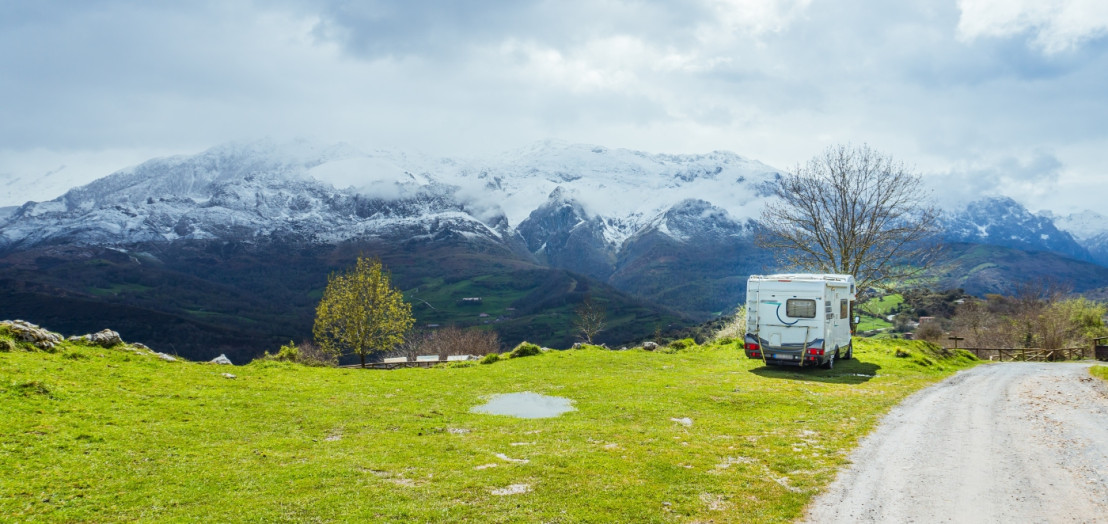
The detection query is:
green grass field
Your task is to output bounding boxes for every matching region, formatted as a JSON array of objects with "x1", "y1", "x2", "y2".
[
  {"x1": 864, "y1": 294, "x2": 904, "y2": 316},
  {"x1": 402, "y1": 271, "x2": 689, "y2": 349},
  {"x1": 1092, "y1": 366, "x2": 1108, "y2": 382},
  {"x1": 855, "y1": 294, "x2": 904, "y2": 333},
  {"x1": 1, "y1": 334, "x2": 977, "y2": 522}
]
